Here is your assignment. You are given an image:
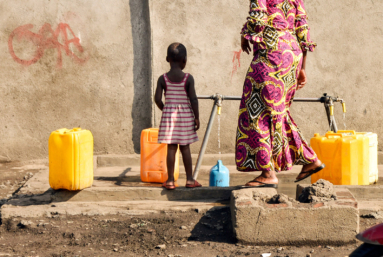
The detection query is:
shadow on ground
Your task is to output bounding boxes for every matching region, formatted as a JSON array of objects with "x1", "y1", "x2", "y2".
[{"x1": 188, "y1": 207, "x2": 236, "y2": 244}]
